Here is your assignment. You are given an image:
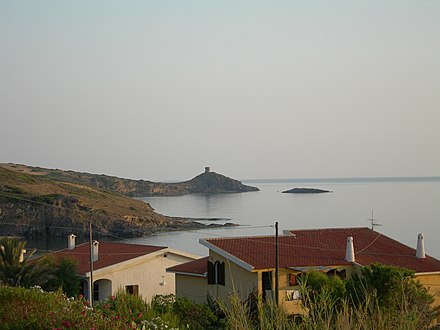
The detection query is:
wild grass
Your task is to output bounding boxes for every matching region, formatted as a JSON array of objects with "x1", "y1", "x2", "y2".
[{"x1": 218, "y1": 278, "x2": 438, "y2": 330}]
